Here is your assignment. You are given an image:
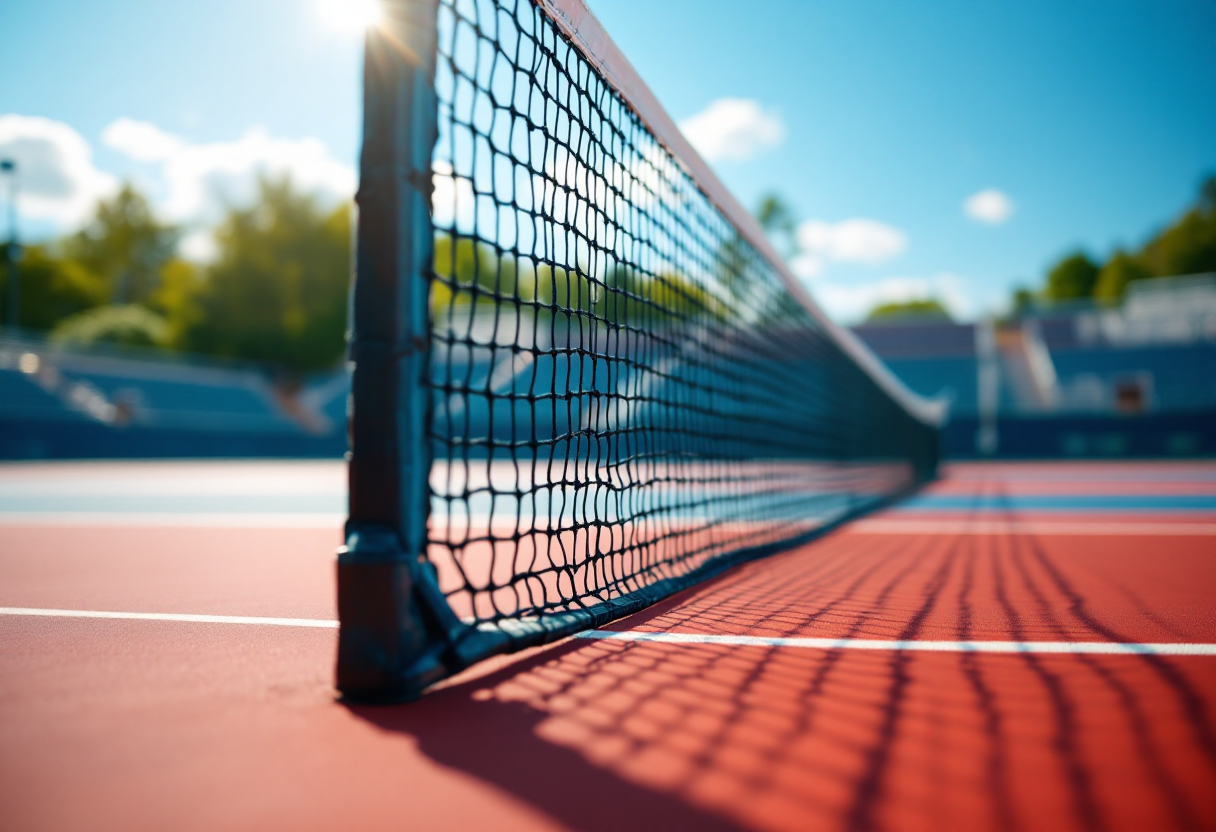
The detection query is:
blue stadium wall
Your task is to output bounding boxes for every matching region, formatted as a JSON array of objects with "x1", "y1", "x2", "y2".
[{"x1": 941, "y1": 411, "x2": 1216, "y2": 459}]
